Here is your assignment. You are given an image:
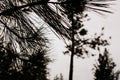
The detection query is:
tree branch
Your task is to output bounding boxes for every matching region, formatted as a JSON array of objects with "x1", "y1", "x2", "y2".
[{"x1": 0, "y1": 1, "x2": 68, "y2": 16}]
